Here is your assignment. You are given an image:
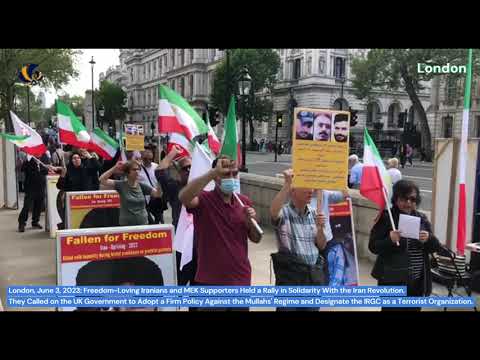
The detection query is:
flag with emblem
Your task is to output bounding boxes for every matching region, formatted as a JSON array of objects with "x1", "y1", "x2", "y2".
[
  {"x1": 88, "y1": 128, "x2": 119, "y2": 160},
  {"x1": 1, "y1": 111, "x2": 47, "y2": 157}
]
